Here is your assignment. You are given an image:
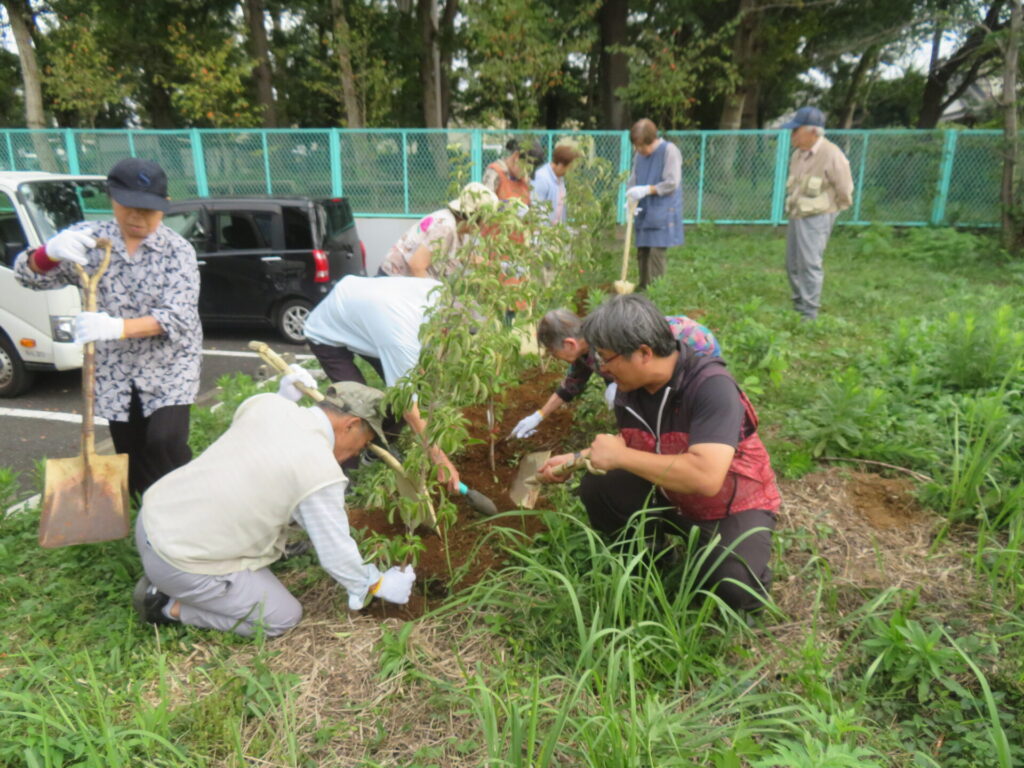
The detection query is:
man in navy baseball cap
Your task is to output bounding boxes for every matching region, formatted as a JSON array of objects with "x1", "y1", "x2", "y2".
[
  {"x1": 782, "y1": 106, "x2": 826, "y2": 130},
  {"x1": 107, "y1": 157, "x2": 170, "y2": 212}
]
